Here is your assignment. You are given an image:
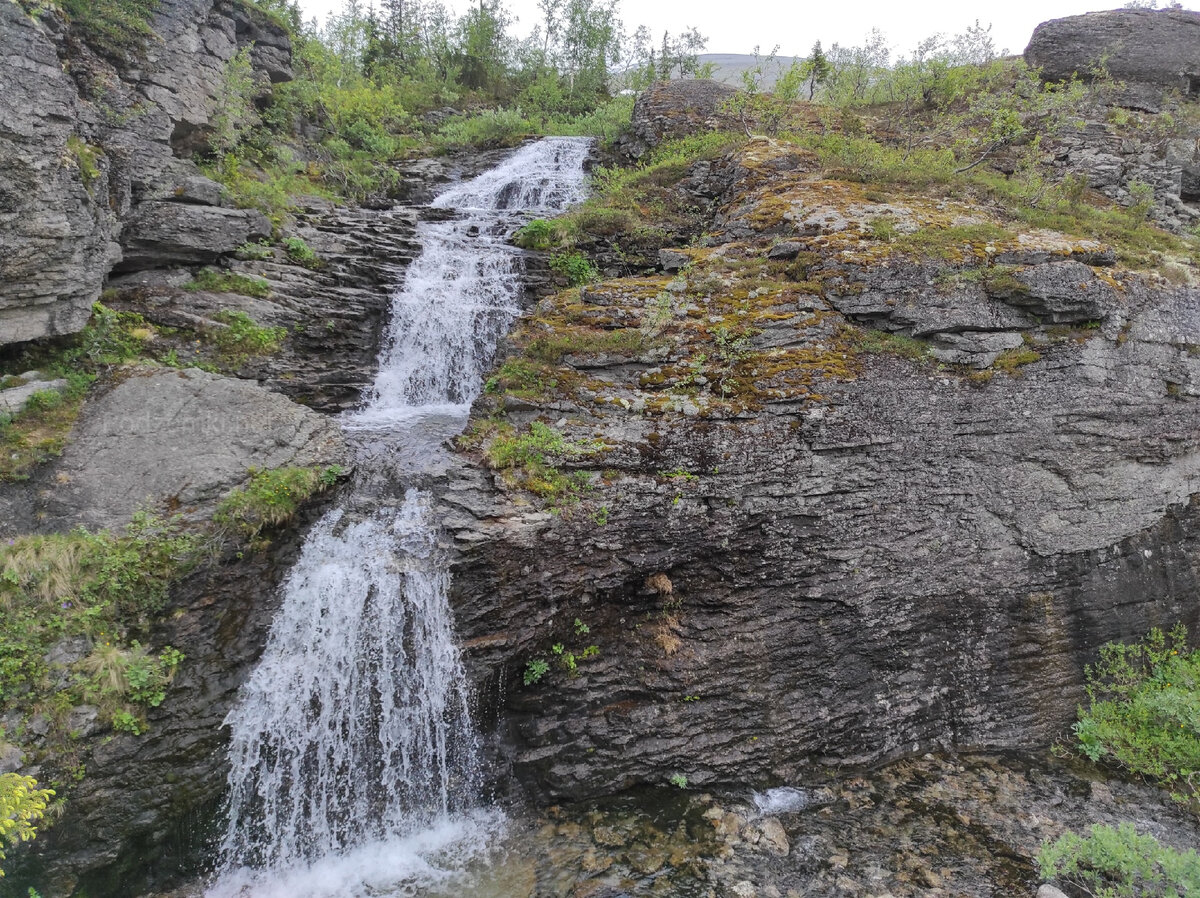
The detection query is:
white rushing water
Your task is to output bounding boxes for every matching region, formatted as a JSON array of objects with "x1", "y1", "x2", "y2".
[{"x1": 208, "y1": 137, "x2": 592, "y2": 898}]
